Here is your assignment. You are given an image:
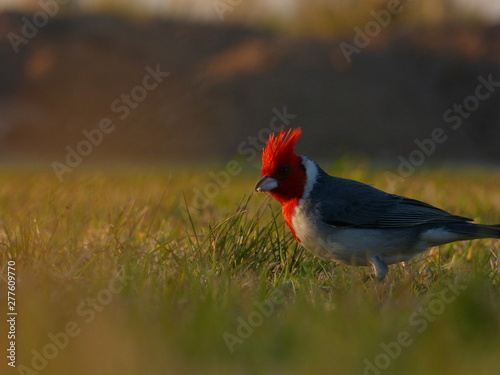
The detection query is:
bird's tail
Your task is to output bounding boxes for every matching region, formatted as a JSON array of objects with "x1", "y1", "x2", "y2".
[{"x1": 448, "y1": 223, "x2": 500, "y2": 239}]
